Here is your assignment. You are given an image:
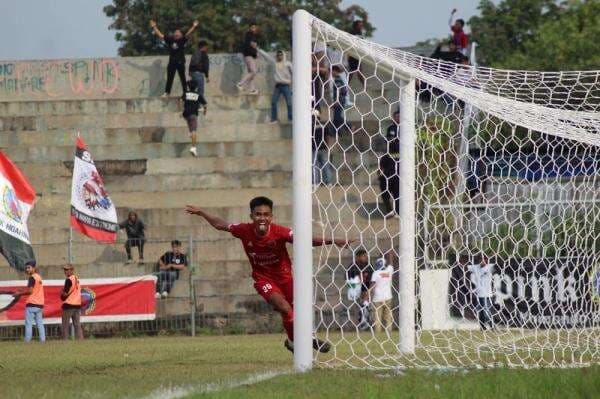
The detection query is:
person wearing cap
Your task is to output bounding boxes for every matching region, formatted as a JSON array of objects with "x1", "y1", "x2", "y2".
[
  {"x1": 16, "y1": 263, "x2": 46, "y2": 342},
  {"x1": 368, "y1": 257, "x2": 394, "y2": 334},
  {"x1": 60, "y1": 264, "x2": 84, "y2": 340}
]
